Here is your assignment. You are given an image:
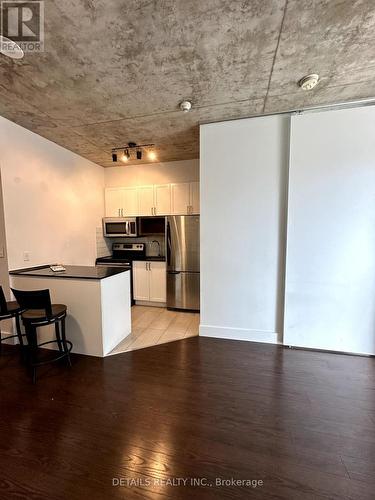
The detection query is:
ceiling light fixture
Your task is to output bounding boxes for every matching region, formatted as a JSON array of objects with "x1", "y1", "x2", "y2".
[
  {"x1": 179, "y1": 100, "x2": 192, "y2": 112},
  {"x1": 0, "y1": 35, "x2": 24, "y2": 59},
  {"x1": 298, "y1": 74, "x2": 320, "y2": 91},
  {"x1": 110, "y1": 142, "x2": 155, "y2": 164},
  {"x1": 148, "y1": 151, "x2": 157, "y2": 161},
  {"x1": 121, "y1": 149, "x2": 130, "y2": 162}
]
